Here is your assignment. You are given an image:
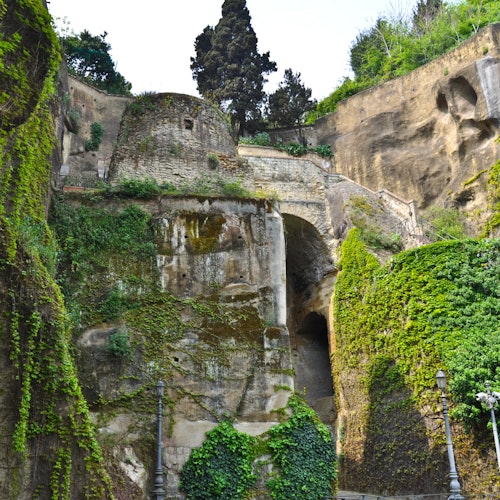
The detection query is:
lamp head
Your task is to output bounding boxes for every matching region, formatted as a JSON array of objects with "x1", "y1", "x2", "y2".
[
  {"x1": 436, "y1": 369, "x2": 447, "y2": 390},
  {"x1": 157, "y1": 380, "x2": 164, "y2": 398},
  {"x1": 476, "y1": 392, "x2": 488, "y2": 402}
]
